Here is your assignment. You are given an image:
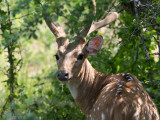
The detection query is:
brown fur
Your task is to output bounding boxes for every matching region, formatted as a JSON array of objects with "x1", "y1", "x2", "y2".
[
  {"x1": 44, "y1": 9, "x2": 159, "y2": 119},
  {"x1": 56, "y1": 41, "x2": 159, "y2": 120},
  {"x1": 45, "y1": 9, "x2": 159, "y2": 119}
]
